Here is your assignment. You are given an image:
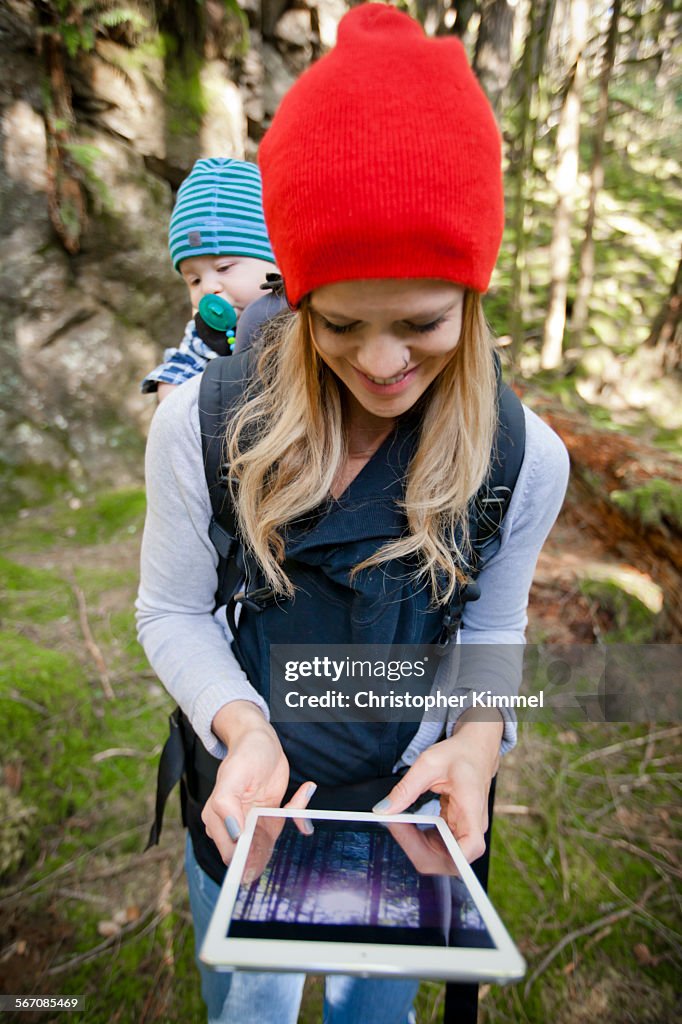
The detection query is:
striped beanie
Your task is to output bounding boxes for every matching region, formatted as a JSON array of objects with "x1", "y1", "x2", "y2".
[
  {"x1": 259, "y1": 3, "x2": 503, "y2": 306},
  {"x1": 168, "y1": 158, "x2": 275, "y2": 271}
]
